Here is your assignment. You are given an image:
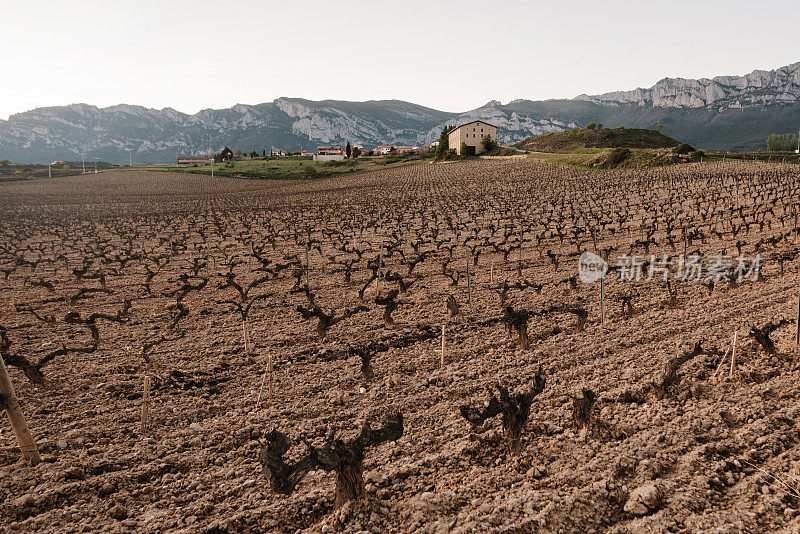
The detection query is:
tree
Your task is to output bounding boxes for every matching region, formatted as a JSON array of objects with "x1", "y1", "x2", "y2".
[
  {"x1": 766, "y1": 133, "x2": 797, "y2": 152},
  {"x1": 0, "y1": 159, "x2": 10, "y2": 166},
  {"x1": 262, "y1": 150, "x2": 266, "y2": 157},
  {"x1": 352, "y1": 146, "x2": 361, "y2": 158},
  {"x1": 460, "y1": 141, "x2": 469, "y2": 156},
  {"x1": 434, "y1": 126, "x2": 451, "y2": 161},
  {"x1": 250, "y1": 151, "x2": 258, "y2": 158},
  {"x1": 656, "y1": 123, "x2": 664, "y2": 132},
  {"x1": 346, "y1": 142, "x2": 352, "y2": 158},
  {"x1": 481, "y1": 135, "x2": 499, "y2": 153},
  {"x1": 586, "y1": 122, "x2": 597, "y2": 130},
  {"x1": 767, "y1": 134, "x2": 778, "y2": 151},
  {"x1": 215, "y1": 147, "x2": 233, "y2": 162}
]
